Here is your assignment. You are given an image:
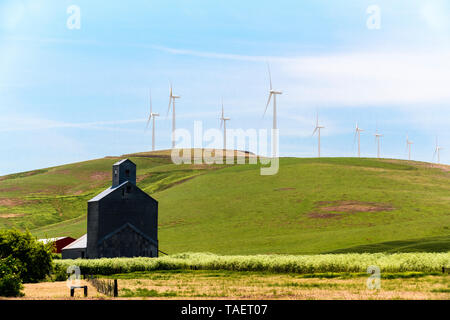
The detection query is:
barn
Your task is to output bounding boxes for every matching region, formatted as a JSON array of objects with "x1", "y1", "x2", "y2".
[
  {"x1": 38, "y1": 237, "x2": 76, "y2": 253},
  {"x1": 61, "y1": 159, "x2": 159, "y2": 259}
]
